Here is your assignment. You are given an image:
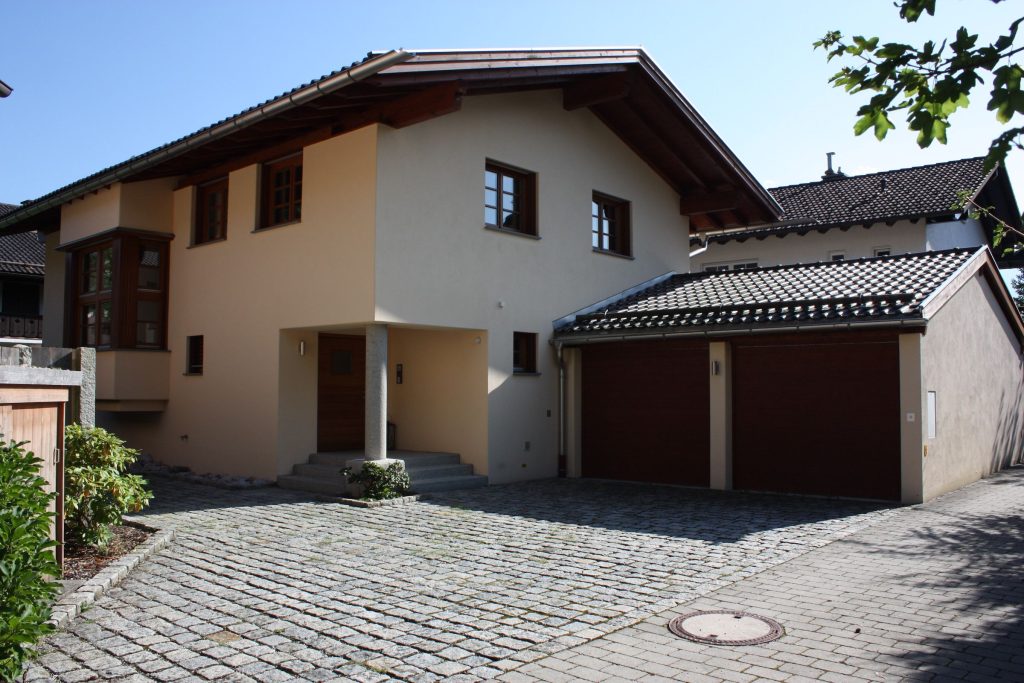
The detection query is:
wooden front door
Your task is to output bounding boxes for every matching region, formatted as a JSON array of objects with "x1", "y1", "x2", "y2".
[{"x1": 317, "y1": 334, "x2": 365, "y2": 451}]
